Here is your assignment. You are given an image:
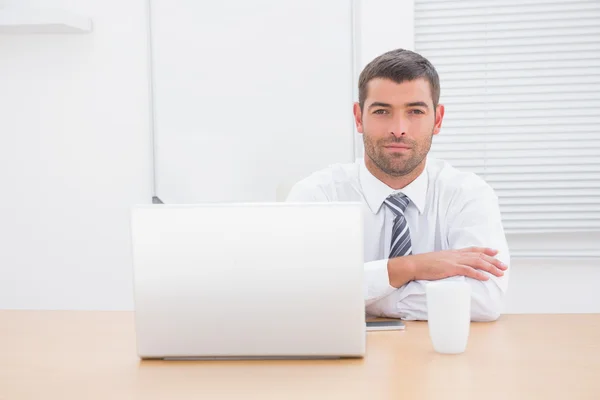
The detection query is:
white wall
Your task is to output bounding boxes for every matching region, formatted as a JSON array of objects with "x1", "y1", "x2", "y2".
[
  {"x1": 150, "y1": 0, "x2": 355, "y2": 205},
  {"x1": 0, "y1": 0, "x2": 152, "y2": 310},
  {"x1": 505, "y1": 258, "x2": 600, "y2": 314}
]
